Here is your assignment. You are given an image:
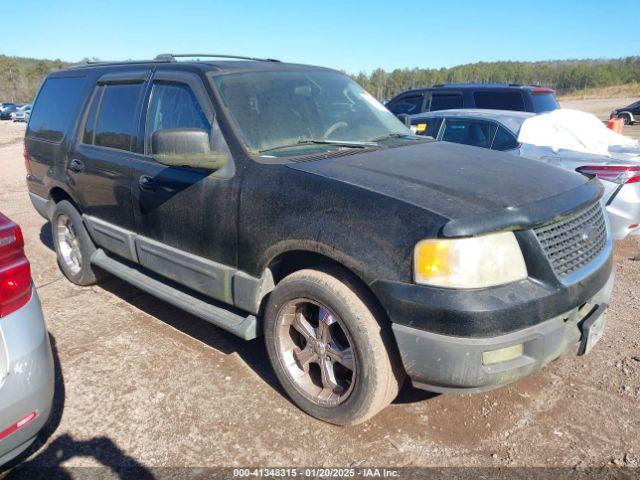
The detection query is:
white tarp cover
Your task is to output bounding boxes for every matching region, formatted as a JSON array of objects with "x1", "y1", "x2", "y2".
[{"x1": 518, "y1": 109, "x2": 640, "y2": 161}]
